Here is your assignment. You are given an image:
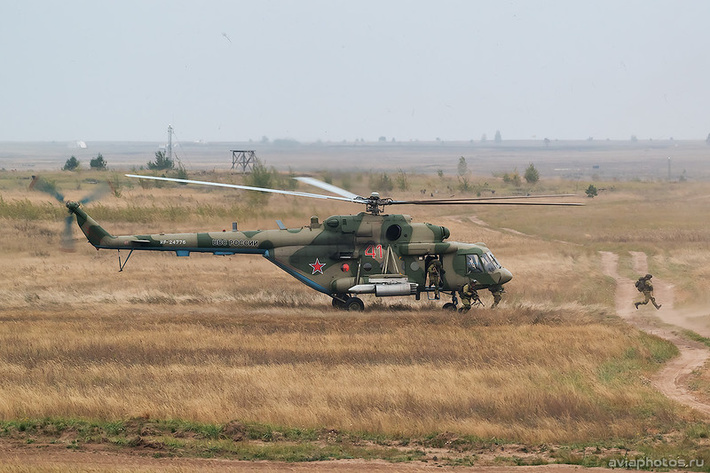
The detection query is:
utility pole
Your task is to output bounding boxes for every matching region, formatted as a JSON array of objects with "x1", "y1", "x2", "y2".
[
  {"x1": 667, "y1": 156, "x2": 671, "y2": 181},
  {"x1": 167, "y1": 125, "x2": 174, "y2": 163}
]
